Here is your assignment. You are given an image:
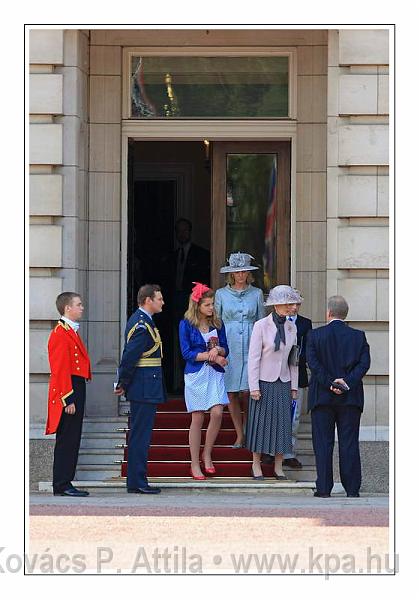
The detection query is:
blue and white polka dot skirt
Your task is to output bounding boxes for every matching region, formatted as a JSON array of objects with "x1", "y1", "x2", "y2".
[
  {"x1": 246, "y1": 379, "x2": 293, "y2": 455},
  {"x1": 184, "y1": 363, "x2": 229, "y2": 412}
]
